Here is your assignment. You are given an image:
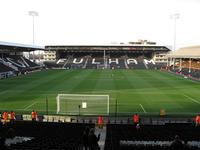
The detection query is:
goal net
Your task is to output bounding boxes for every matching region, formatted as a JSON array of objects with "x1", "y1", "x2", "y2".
[{"x1": 56, "y1": 94, "x2": 109, "y2": 115}]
